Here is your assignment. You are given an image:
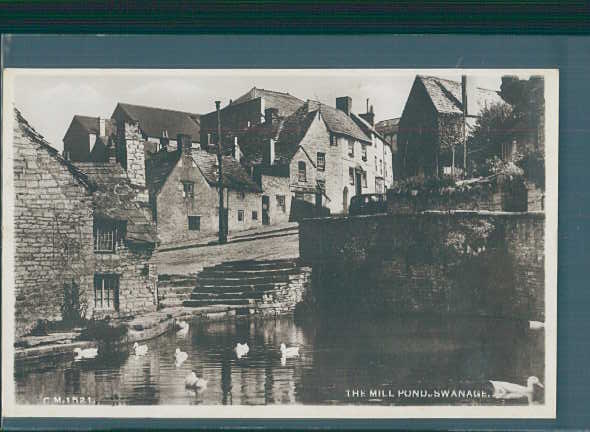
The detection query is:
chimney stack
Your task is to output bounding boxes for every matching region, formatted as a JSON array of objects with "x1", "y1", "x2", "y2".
[
  {"x1": 359, "y1": 104, "x2": 375, "y2": 126},
  {"x1": 177, "y1": 134, "x2": 192, "y2": 153},
  {"x1": 336, "y1": 96, "x2": 352, "y2": 116},
  {"x1": 99, "y1": 117, "x2": 106, "y2": 136},
  {"x1": 461, "y1": 75, "x2": 478, "y2": 116}
]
